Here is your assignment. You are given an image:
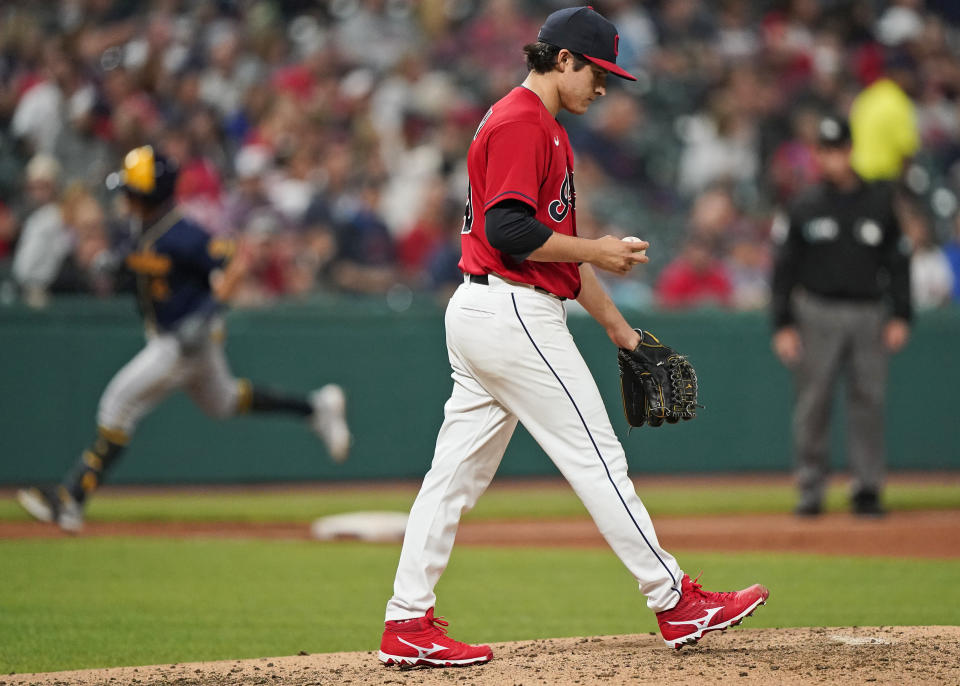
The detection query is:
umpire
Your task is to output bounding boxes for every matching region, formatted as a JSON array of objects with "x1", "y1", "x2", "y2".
[{"x1": 771, "y1": 116, "x2": 912, "y2": 517}]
